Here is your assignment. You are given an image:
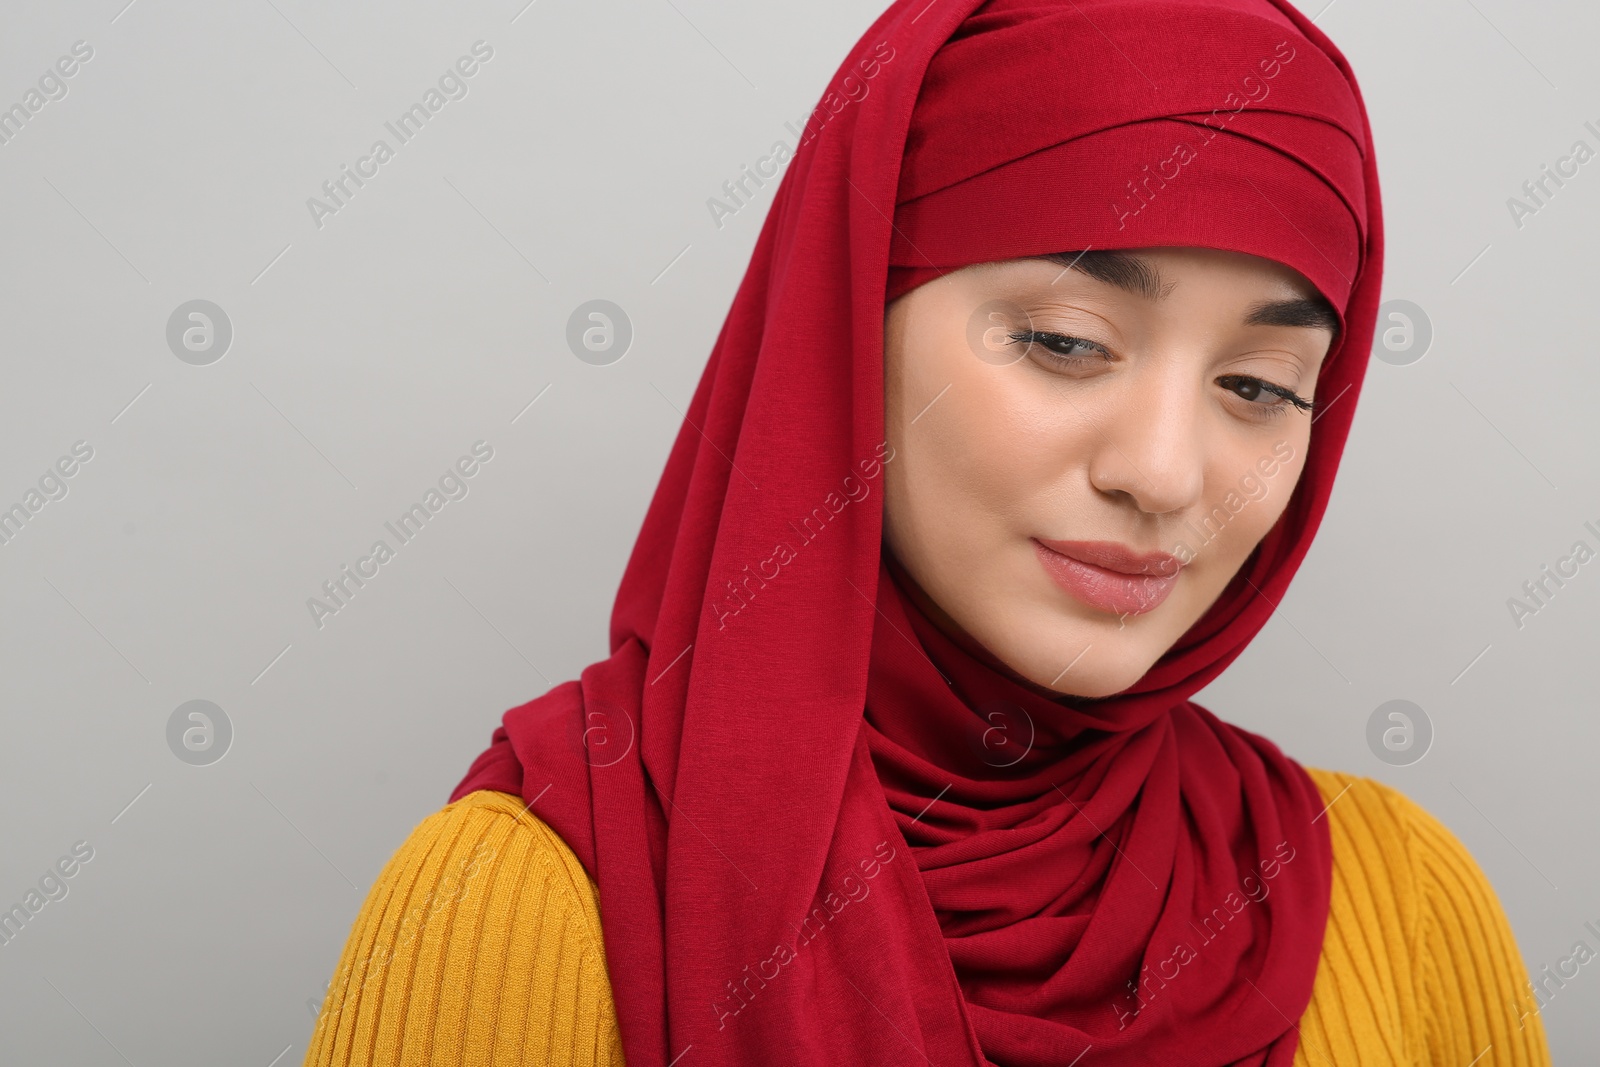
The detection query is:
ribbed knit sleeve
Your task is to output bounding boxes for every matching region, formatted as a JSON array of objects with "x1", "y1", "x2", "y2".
[
  {"x1": 1297, "y1": 768, "x2": 1550, "y2": 1066},
  {"x1": 301, "y1": 789, "x2": 625, "y2": 1067}
]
